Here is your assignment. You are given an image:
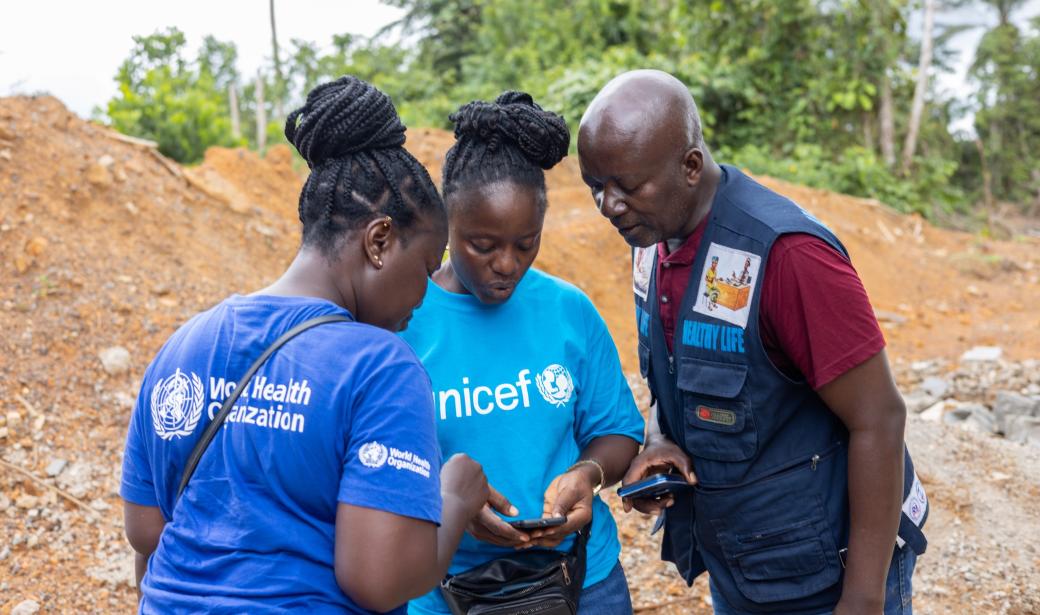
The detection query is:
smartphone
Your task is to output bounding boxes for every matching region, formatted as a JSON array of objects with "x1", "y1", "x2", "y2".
[
  {"x1": 508, "y1": 516, "x2": 567, "y2": 531},
  {"x1": 617, "y1": 474, "x2": 692, "y2": 500}
]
